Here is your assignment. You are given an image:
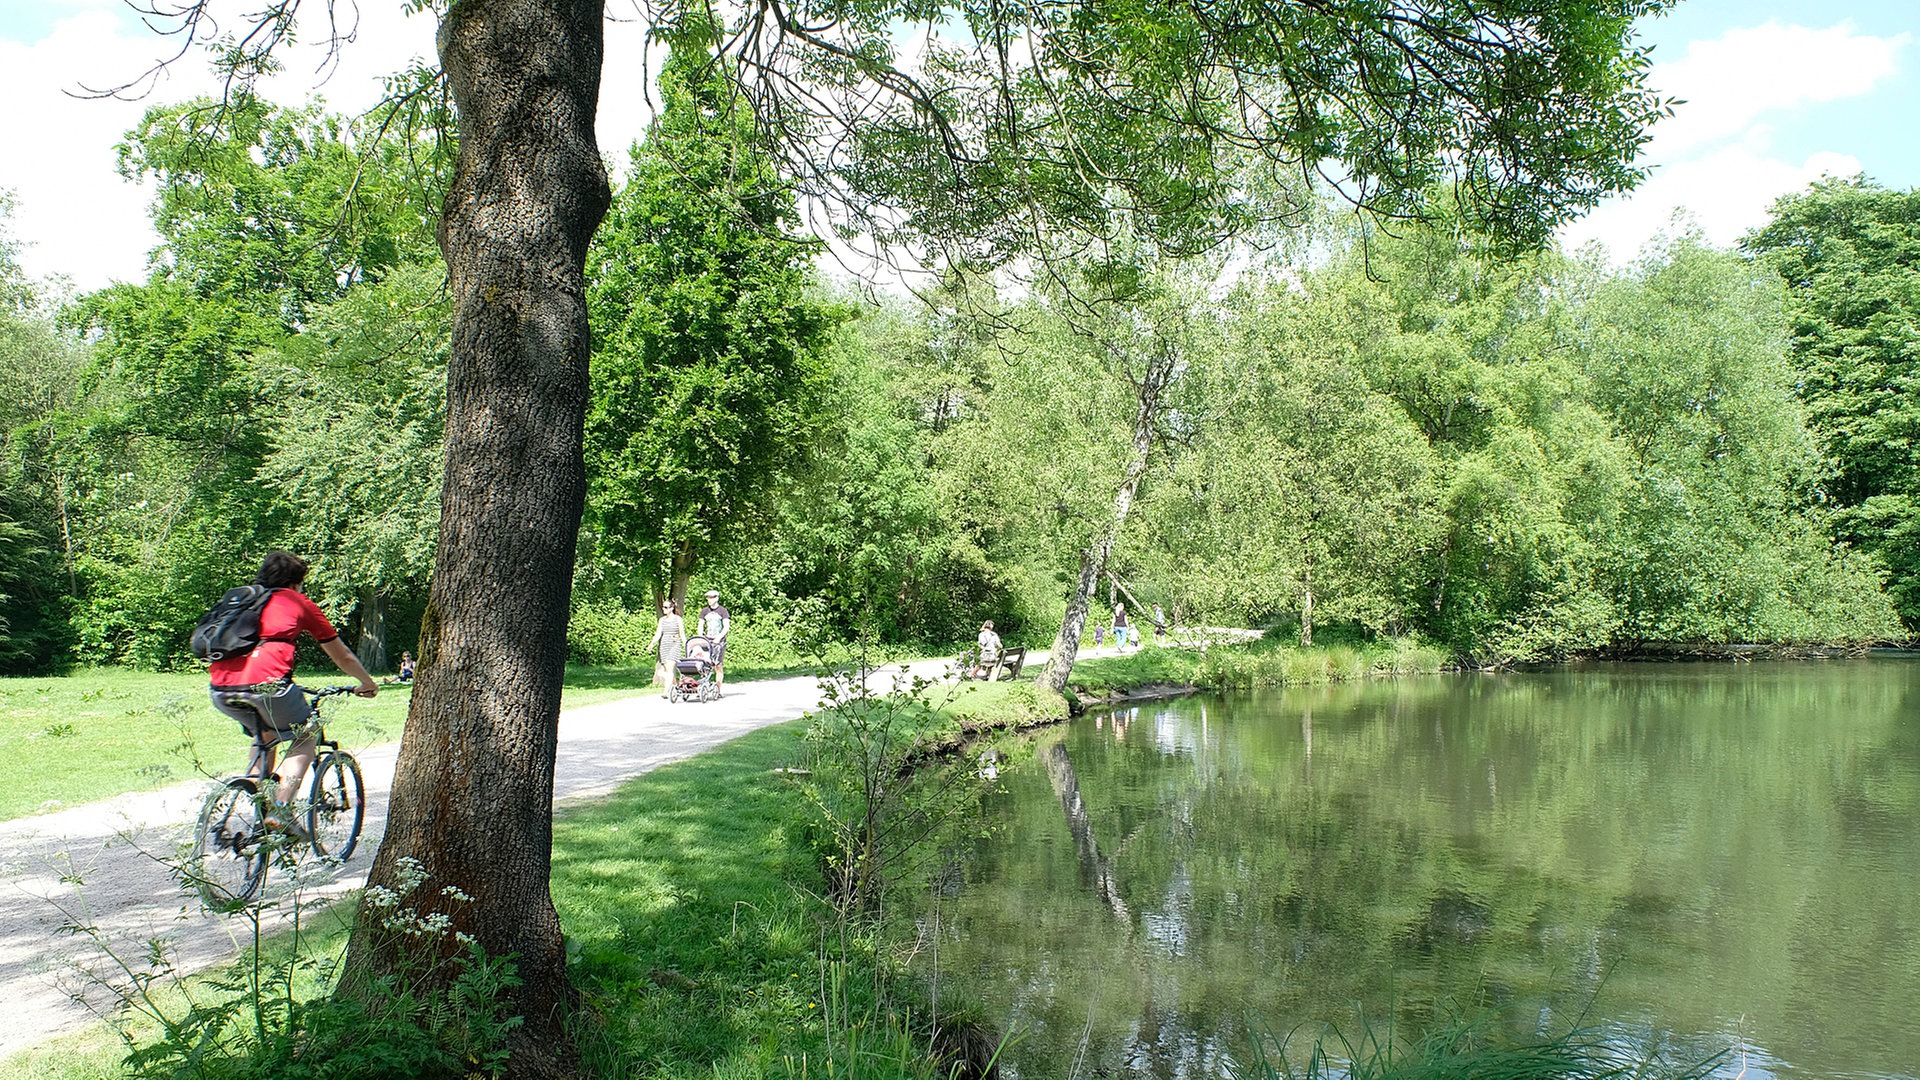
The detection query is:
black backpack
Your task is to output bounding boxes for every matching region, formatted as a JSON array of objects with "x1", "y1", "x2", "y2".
[{"x1": 191, "y1": 586, "x2": 278, "y2": 661}]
